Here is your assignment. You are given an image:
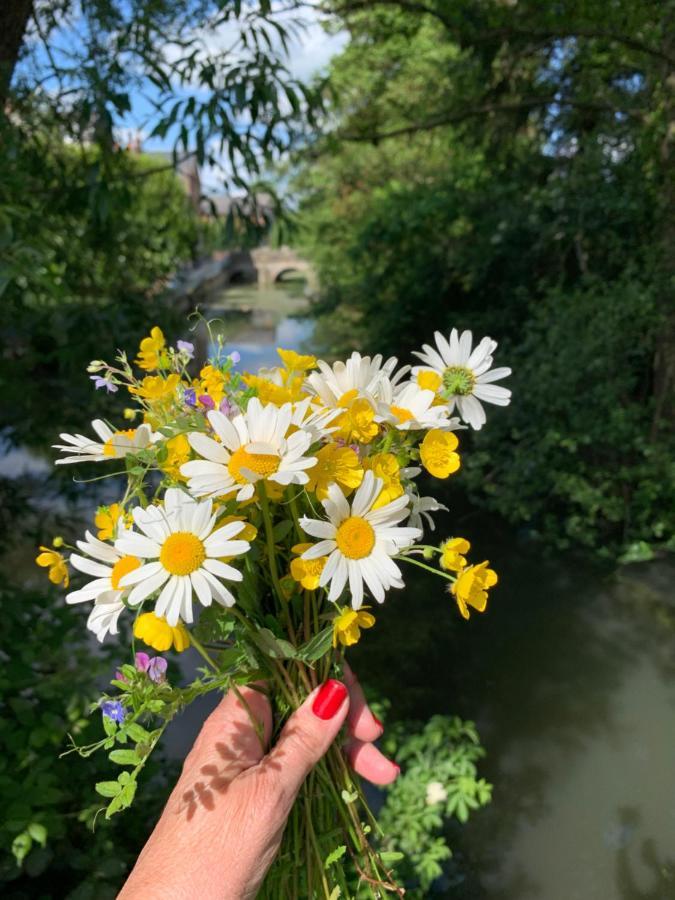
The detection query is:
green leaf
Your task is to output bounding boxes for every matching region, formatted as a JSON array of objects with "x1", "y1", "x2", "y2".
[
  {"x1": 272, "y1": 520, "x2": 293, "y2": 542},
  {"x1": 109, "y1": 749, "x2": 142, "y2": 766},
  {"x1": 27, "y1": 823, "x2": 47, "y2": 847},
  {"x1": 296, "y1": 626, "x2": 333, "y2": 662},
  {"x1": 12, "y1": 832, "x2": 32, "y2": 865},
  {"x1": 254, "y1": 627, "x2": 296, "y2": 659},
  {"x1": 379, "y1": 851, "x2": 405, "y2": 866},
  {"x1": 96, "y1": 781, "x2": 122, "y2": 798},
  {"x1": 324, "y1": 845, "x2": 346, "y2": 868},
  {"x1": 126, "y1": 723, "x2": 152, "y2": 743}
]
